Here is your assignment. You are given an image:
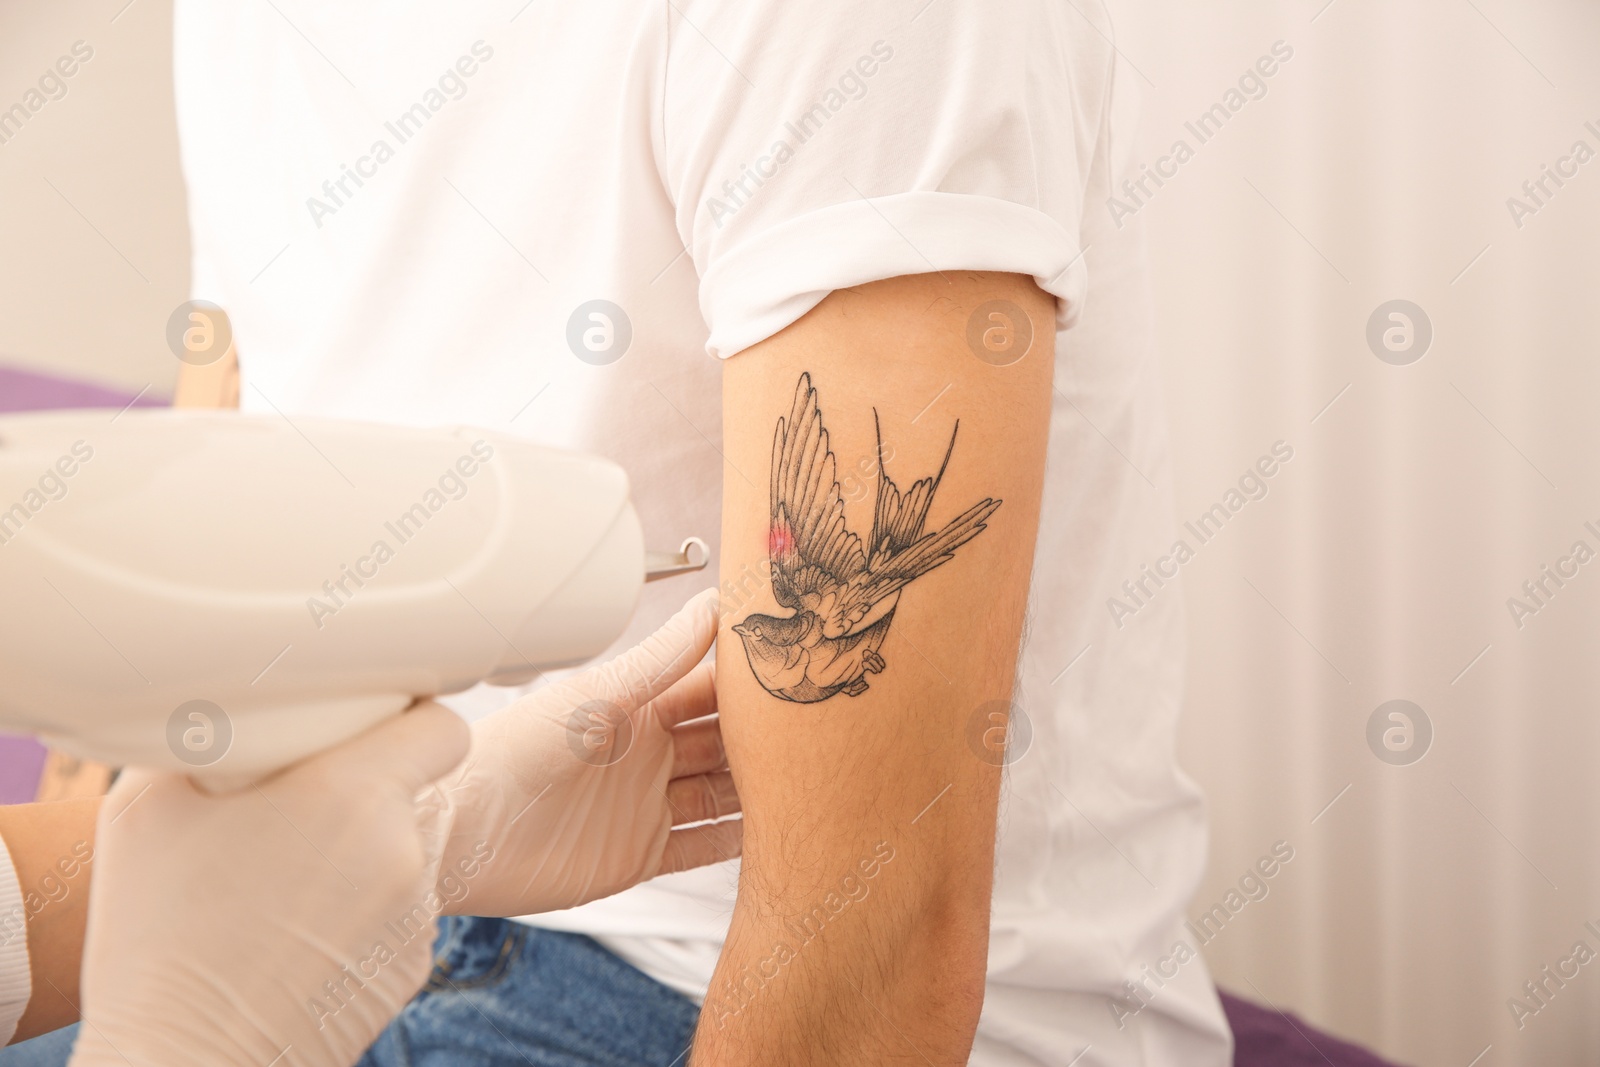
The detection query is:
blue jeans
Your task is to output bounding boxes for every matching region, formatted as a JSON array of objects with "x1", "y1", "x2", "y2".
[{"x1": 1, "y1": 918, "x2": 701, "y2": 1067}]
